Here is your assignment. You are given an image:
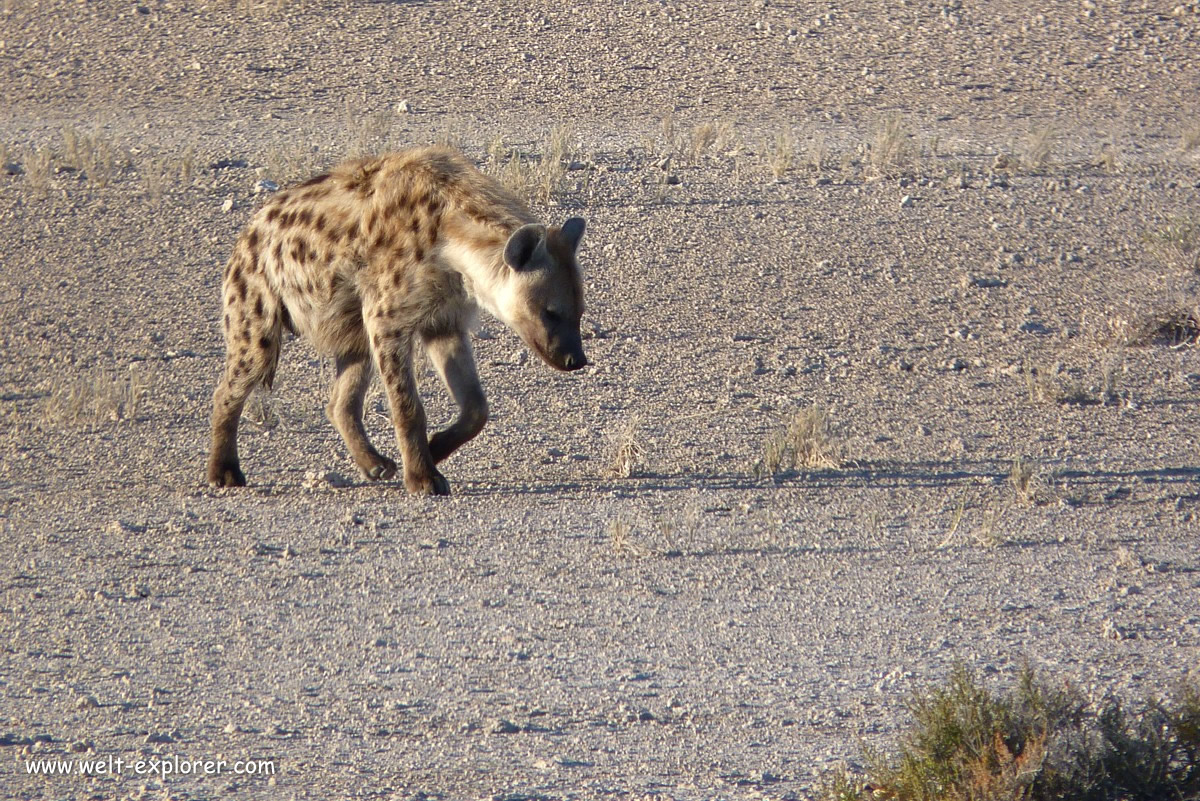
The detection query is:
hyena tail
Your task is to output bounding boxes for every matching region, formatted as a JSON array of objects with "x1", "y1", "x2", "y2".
[{"x1": 207, "y1": 278, "x2": 285, "y2": 487}]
